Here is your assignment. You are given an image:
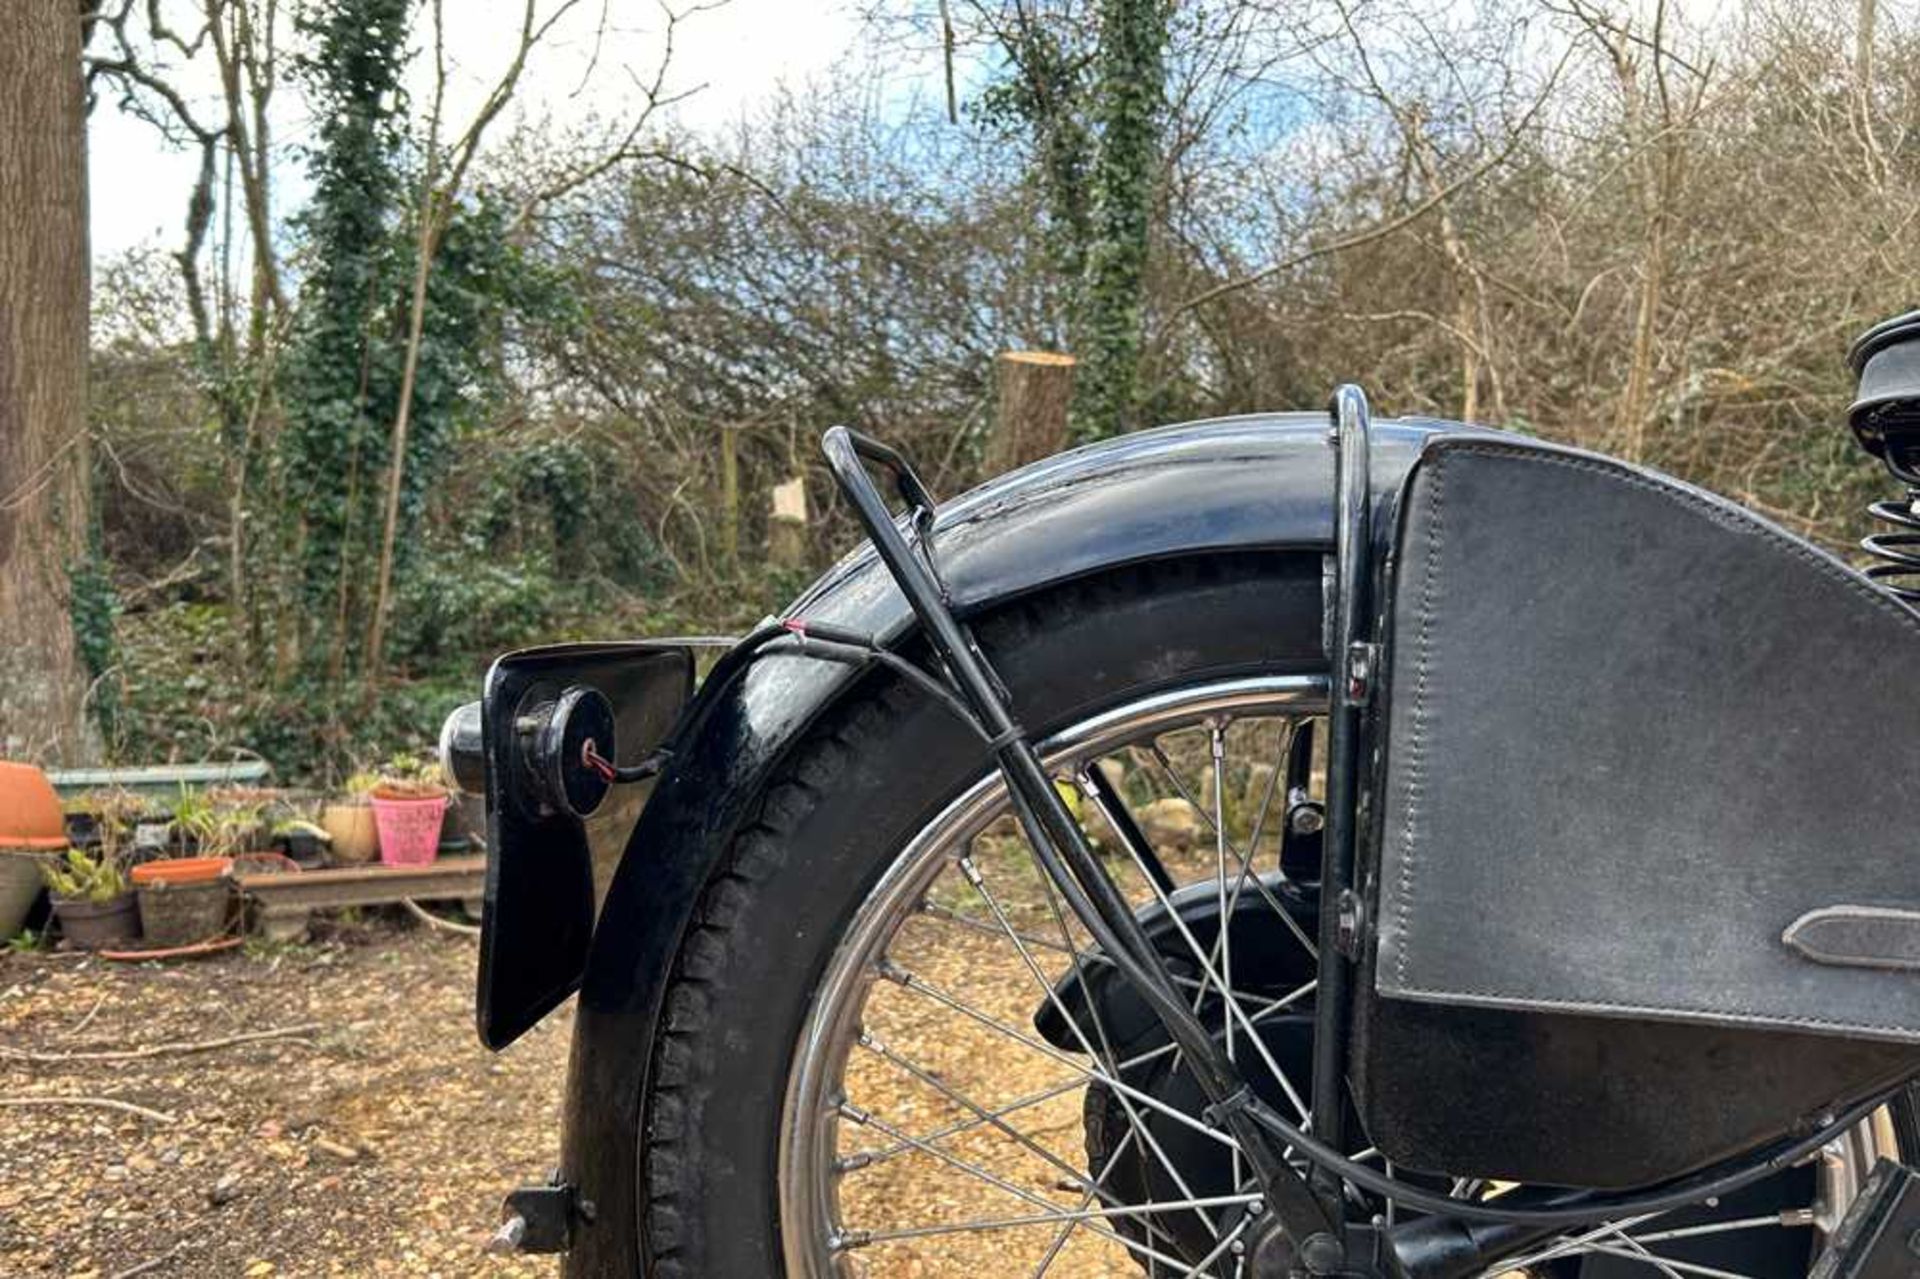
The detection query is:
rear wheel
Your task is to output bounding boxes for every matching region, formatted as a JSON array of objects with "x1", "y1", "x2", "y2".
[{"x1": 635, "y1": 555, "x2": 1907, "y2": 1278}]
